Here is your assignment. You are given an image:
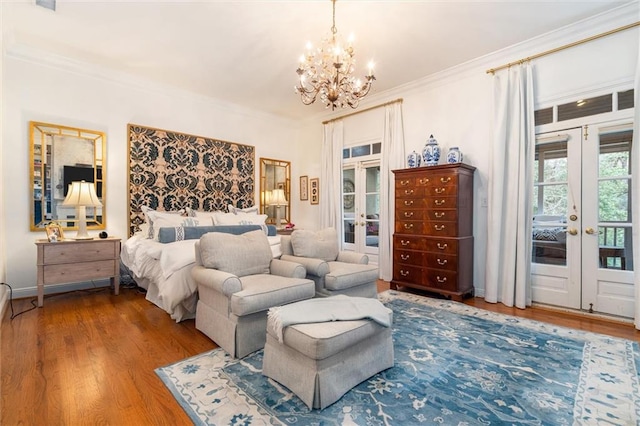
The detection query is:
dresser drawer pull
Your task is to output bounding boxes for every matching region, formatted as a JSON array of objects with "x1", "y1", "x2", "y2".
[
  {"x1": 434, "y1": 199, "x2": 445, "y2": 206},
  {"x1": 436, "y1": 276, "x2": 447, "y2": 283},
  {"x1": 437, "y1": 243, "x2": 448, "y2": 250},
  {"x1": 404, "y1": 211, "x2": 414, "y2": 218},
  {"x1": 437, "y1": 259, "x2": 448, "y2": 266},
  {"x1": 401, "y1": 240, "x2": 411, "y2": 246},
  {"x1": 440, "y1": 177, "x2": 451, "y2": 183},
  {"x1": 400, "y1": 270, "x2": 410, "y2": 277},
  {"x1": 434, "y1": 224, "x2": 445, "y2": 231},
  {"x1": 435, "y1": 212, "x2": 445, "y2": 218},
  {"x1": 401, "y1": 254, "x2": 410, "y2": 261},
  {"x1": 404, "y1": 189, "x2": 414, "y2": 195},
  {"x1": 435, "y1": 187, "x2": 446, "y2": 194},
  {"x1": 404, "y1": 223, "x2": 414, "y2": 230},
  {"x1": 404, "y1": 200, "x2": 414, "y2": 206},
  {"x1": 418, "y1": 178, "x2": 429, "y2": 184},
  {"x1": 400, "y1": 179, "x2": 411, "y2": 186}
]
